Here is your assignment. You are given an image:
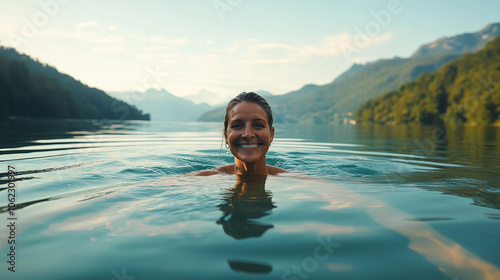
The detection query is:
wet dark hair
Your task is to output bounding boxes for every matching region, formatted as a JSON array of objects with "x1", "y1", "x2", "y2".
[{"x1": 224, "y1": 92, "x2": 274, "y2": 133}]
